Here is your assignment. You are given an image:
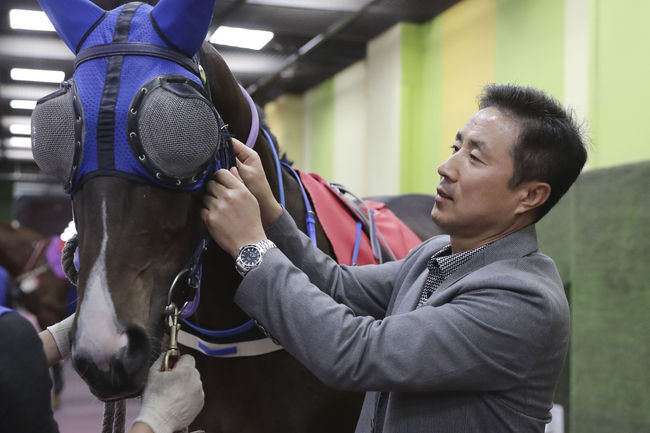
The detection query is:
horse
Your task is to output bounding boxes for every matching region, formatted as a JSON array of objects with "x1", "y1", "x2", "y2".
[
  {"x1": 0, "y1": 222, "x2": 72, "y2": 405},
  {"x1": 365, "y1": 194, "x2": 442, "y2": 241},
  {"x1": 34, "y1": 1, "x2": 442, "y2": 431}
]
